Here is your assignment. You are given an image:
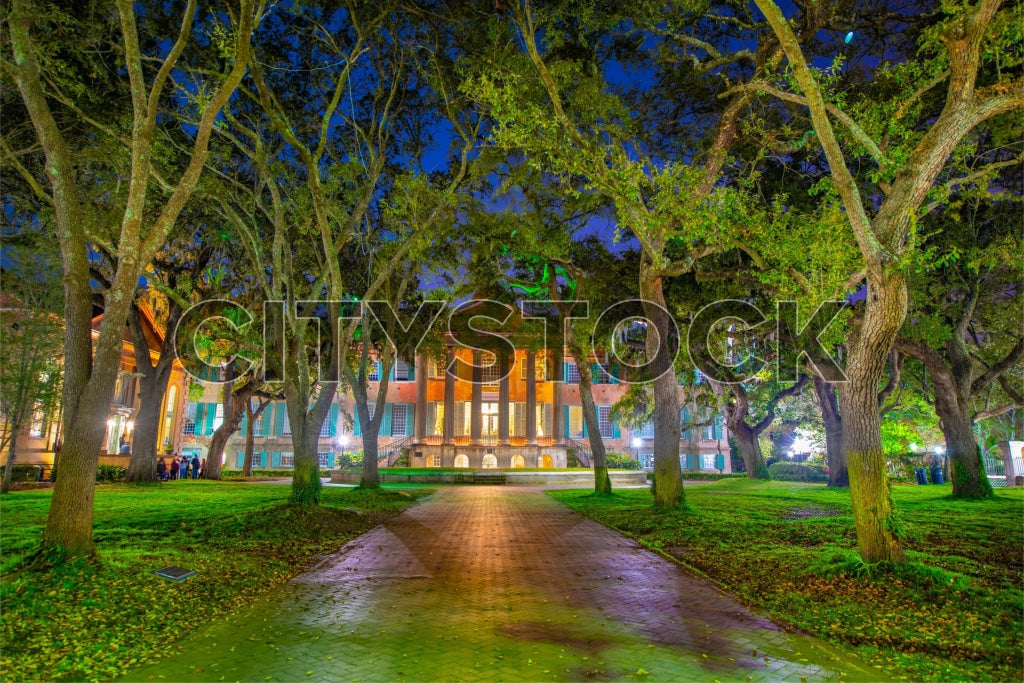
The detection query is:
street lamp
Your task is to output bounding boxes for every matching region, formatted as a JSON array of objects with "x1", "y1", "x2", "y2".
[
  {"x1": 335, "y1": 434, "x2": 351, "y2": 450},
  {"x1": 632, "y1": 437, "x2": 642, "y2": 463}
]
